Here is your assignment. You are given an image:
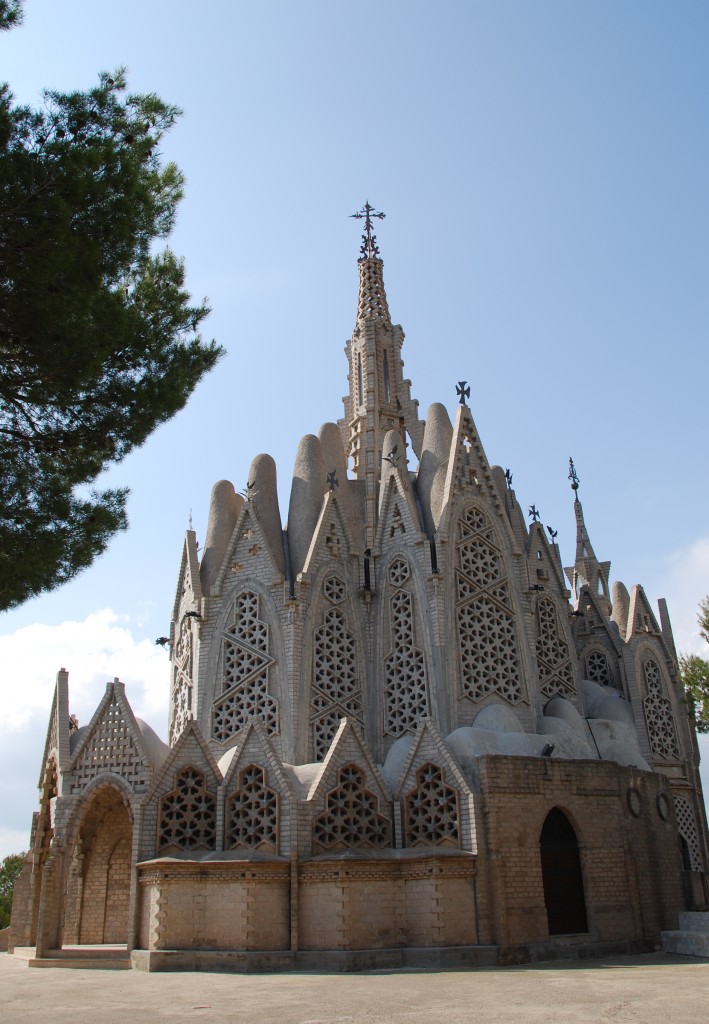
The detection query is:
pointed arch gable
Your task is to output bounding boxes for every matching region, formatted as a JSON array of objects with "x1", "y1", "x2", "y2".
[
  {"x1": 140, "y1": 721, "x2": 221, "y2": 860},
  {"x1": 375, "y1": 472, "x2": 422, "y2": 550},
  {"x1": 68, "y1": 681, "x2": 153, "y2": 794},
  {"x1": 301, "y1": 491, "x2": 358, "y2": 577},
  {"x1": 214, "y1": 503, "x2": 284, "y2": 595},
  {"x1": 533, "y1": 593, "x2": 578, "y2": 702},
  {"x1": 171, "y1": 530, "x2": 203, "y2": 623},
  {"x1": 437, "y1": 405, "x2": 504, "y2": 537},
  {"x1": 219, "y1": 720, "x2": 295, "y2": 856}
]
